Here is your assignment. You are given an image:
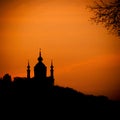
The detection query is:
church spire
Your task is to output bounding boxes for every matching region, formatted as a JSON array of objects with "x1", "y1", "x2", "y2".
[
  {"x1": 27, "y1": 60, "x2": 30, "y2": 79},
  {"x1": 38, "y1": 48, "x2": 43, "y2": 62},
  {"x1": 50, "y1": 60, "x2": 54, "y2": 79},
  {"x1": 39, "y1": 48, "x2": 41, "y2": 57}
]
